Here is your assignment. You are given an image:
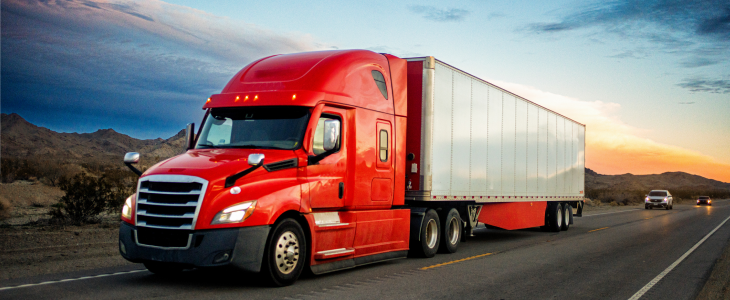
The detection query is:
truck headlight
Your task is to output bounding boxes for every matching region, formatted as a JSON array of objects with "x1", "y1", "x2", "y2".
[
  {"x1": 122, "y1": 195, "x2": 134, "y2": 220},
  {"x1": 211, "y1": 201, "x2": 257, "y2": 225}
]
